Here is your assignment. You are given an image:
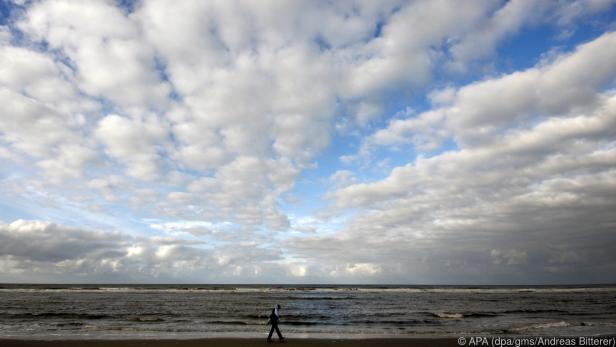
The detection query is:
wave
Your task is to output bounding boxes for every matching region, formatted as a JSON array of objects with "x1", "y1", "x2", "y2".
[
  {"x1": 242, "y1": 313, "x2": 329, "y2": 320},
  {"x1": 427, "y1": 308, "x2": 577, "y2": 319},
  {"x1": 428, "y1": 311, "x2": 499, "y2": 319},
  {"x1": 242, "y1": 314, "x2": 269, "y2": 319},
  {"x1": 428, "y1": 309, "x2": 570, "y2": 318},
  {"x1": 9, "y1": 312, "x2": 174, "y2": 321},
  {"x1": 278, "y1": 314, "x2": 331, "y2": 320},
  {"x1": 462, "y1": 312, "x2": 500, "y2": 318},
  {"x1": 432, "y1": 312, "x2": 464, "y2": 319},
  {"x1": 53, "y1": 321, "x2": 85, "y2": 327},
  {"x1": 500, "y1": 309, "x2": 569, "y2": 314},
  {"x1": 510, "y1": 321, "x2": 570, "y2": 332},
  {"x1": 282, "y1": 321, "x2": 321, "y2": 326},
  {"x1": 9, "y1": 312, "x2": 112, "y2": 320},
  {"x1": 349, "y1": 319, "x2": 433, "y2": 325},
  {"x1": 206, "y1": 320, "x2": 250, "y2": 325},
  {"x1": 278, "y1": 296, "x2": 356, "y2": 301},
  {"x1": 128, "y1": 316, "x2": 165, "y2": 323}
]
